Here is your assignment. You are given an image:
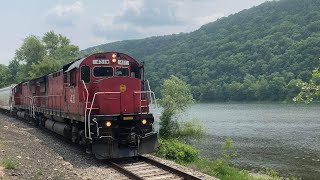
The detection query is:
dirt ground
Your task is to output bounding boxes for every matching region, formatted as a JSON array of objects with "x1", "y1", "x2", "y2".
[
  {"x1": 0, "y1": 113, "x2": 217, "y2": 180},
  {"x1": 0, "y1": 113, "x2": 126, "y2": 180}
]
